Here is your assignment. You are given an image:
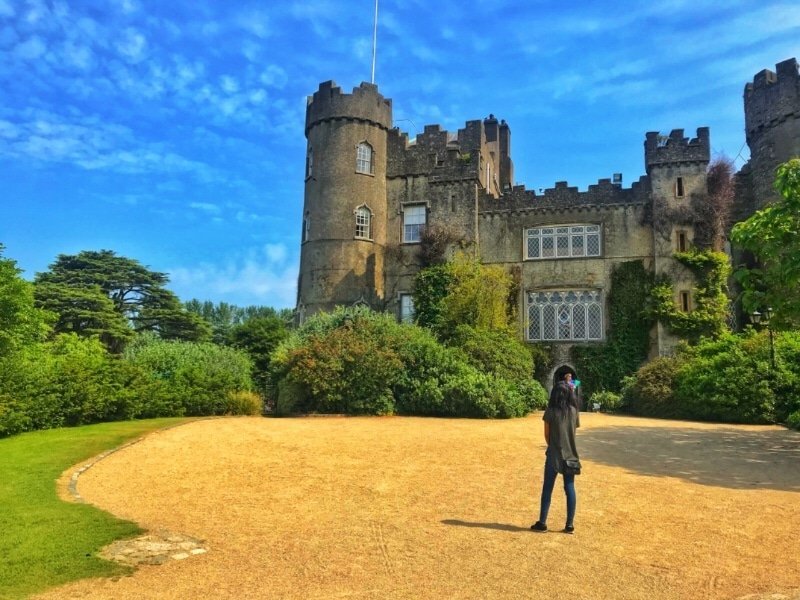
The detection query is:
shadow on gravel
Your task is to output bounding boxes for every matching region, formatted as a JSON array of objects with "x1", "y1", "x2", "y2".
[
  {"x1": 441, "y1": 519, "x2": 529, "y2": 532},
  {"x1": 580, "y1": 426, "x2": 800, "y2": 491}
]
